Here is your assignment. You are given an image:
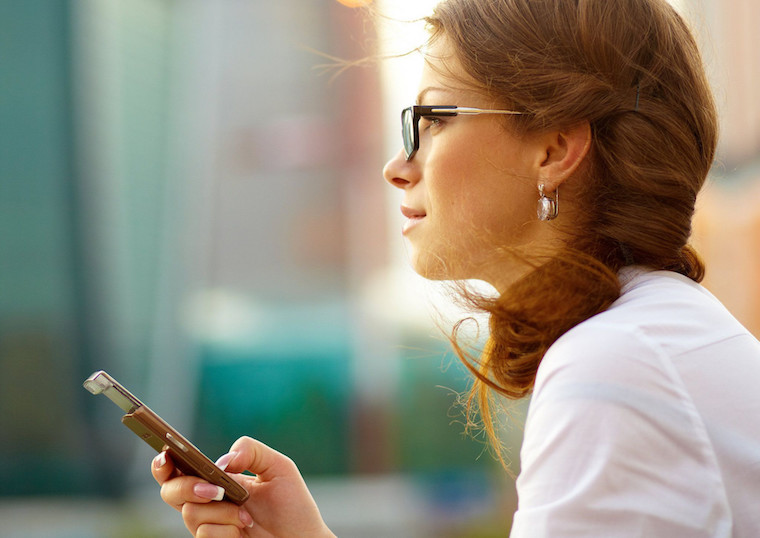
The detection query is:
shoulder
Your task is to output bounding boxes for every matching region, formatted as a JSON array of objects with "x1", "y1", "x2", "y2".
[
  {"x1": 533, "y1": 298, "x2": 667, "y2": 407},
  {"x1": 510, "y1": 268, "x2": 755, "y2": 537},
  {"x1": 534, "y1": 266, "x2": 754, "y2": 400},
  {"x1": 512, "y1": 269, "x2": 735, "y2": 537}
]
